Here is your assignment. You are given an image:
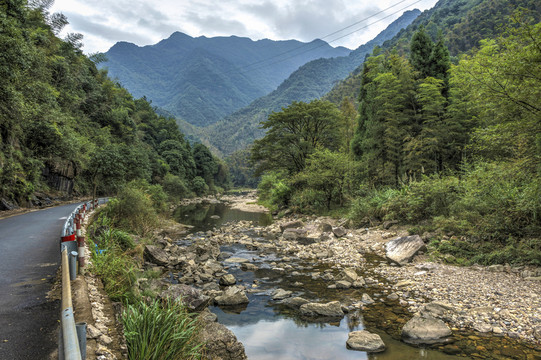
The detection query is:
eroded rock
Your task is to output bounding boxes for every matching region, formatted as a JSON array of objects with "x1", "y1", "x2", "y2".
[
  {"x1": 386, "y1": 235, "x2": 426, "y2": 265},
  {"x1": 346, "y1": 330, "x2": 385, "y2": 353},
  {"x1": 401, "y1": 314, "x2": 452, "y2": 344}
]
